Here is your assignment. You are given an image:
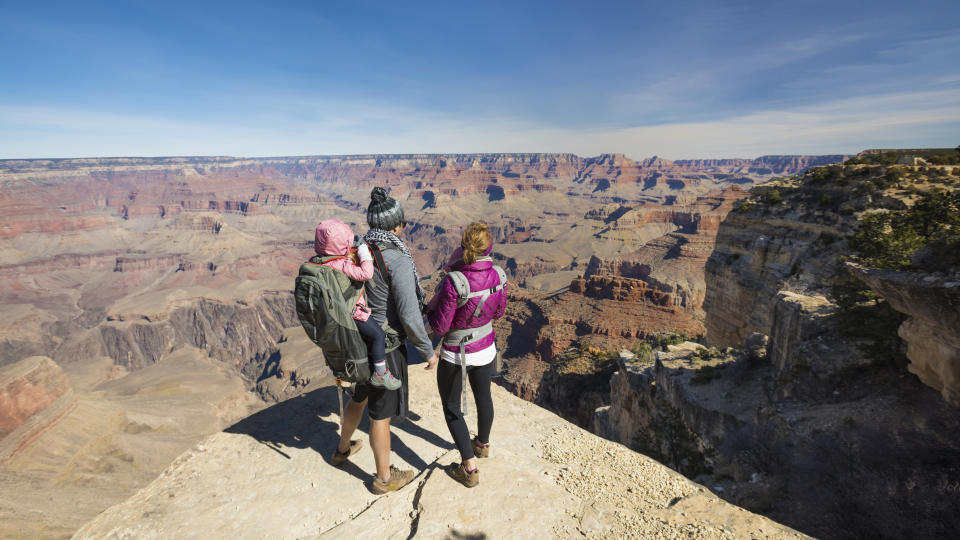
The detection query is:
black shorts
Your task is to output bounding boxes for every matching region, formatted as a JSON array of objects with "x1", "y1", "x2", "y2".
[{"x1": 351, "y1": 347, "x2": 407, "y2": 421}]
